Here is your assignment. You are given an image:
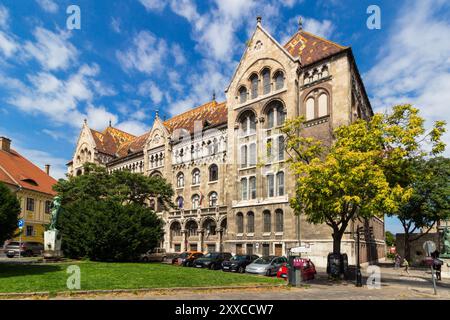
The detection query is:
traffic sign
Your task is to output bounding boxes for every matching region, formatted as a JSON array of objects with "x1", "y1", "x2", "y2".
[{"x1": 18, "y1": 219, "x2": 24, "y2": 229}]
